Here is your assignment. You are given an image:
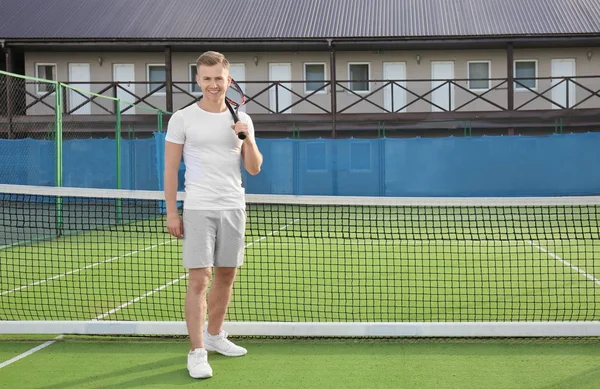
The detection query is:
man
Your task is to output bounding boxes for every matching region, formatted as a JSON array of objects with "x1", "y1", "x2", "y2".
[{"x1": 163, "y1": 51, "x2": 263, "y2": 379}]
